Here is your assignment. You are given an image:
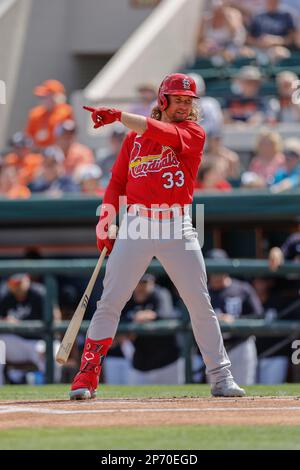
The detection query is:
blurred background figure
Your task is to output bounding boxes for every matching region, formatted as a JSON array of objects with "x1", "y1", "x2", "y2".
[
  {"x1": 0, "y1": 165, "x2": 31, "y2": 199},
  {"x1": 0, "y1": 132, "x2": 44, "y2": 199},
  {"x1": 195, "y1": 159, "x2": 232, "y2": 192},
  {"x1": 228, "y1": 0, "x2": 267, "y2": 25},
  {"x1": 129, "y1": 82, "x2": 157, "y2": 117},
  {"x1": 0, "y1": 273, "x2": 61, "y2": 385},
  {"x1": 269, "y1": 137, "x2": 300, "y2": 192},
  {"x1": 269, "y1": 226, "x2": 300, "y2": 271},
  {"x1": 224, "y1": 66, "x2": 269, "y2": 124},
  {"x1": 5, "y1": 132, "x2": 43, "y2": 187},
  {"x1": 75, "y1": 164, "x2": 105, "y2": 197},
  {"x1": 96, "y1": 123, "x2": 127, "y2": 187},
  {"x1": 55, "y1": 120, "x2": 95, "y2": 176},
  {"x1": 246, "y1": 0, "x2": 296, "y2": 63},
  {"x1": 268, "y1": 71, "x2": 300, "y2": 124},
  {"x1": 206, "y1": 249, "x2": 263, "y2": 385},
  {"x1": 203, "y1": 129, "x2": 240, "y2": 179},
  {"x1": 26, "y1": 80, "x2": 73, "y2": 148},
  {"x1": 253, "y1": 277, "x2": 289, "y2": 384},
  {"x1": 243, "y1": 129, "x2": 285, "y2": 188},
  {"x1": 188, "y1": 72, "x2": 224, "y2": 137},
  {"x1": 29, "y1": 145, "x2": 78, "y2": 195},
  {"x1": 120, "y1": 273, "x2": 185, "y2": 385},
  {"x1": 197, "y1": 0, "x2": 248, "y2": 63}
]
